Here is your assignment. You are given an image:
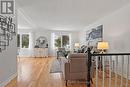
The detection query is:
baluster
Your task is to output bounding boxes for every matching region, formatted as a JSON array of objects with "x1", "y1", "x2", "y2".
[
  {"x1": 102, "y1": 56, "x2": 105, "y2": 87},
  {"x1": 96, "y1": 56, "x2": 98, "y2": 87},
  {"x1": 115, "y1": 56, "x2": 118, "y2": 87},
  {"x1": 87, "y1": 48, "x2": 92, "y2": 87},
  {"x1": 126, "y1": 55, "x2": 129, "y2": 87},
  {"x1": 109, "y1": 56, "x2": 112, "y2": 87},
  {"x1": 120, "y1": 55, "x2": 124, "y2": 87}
]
